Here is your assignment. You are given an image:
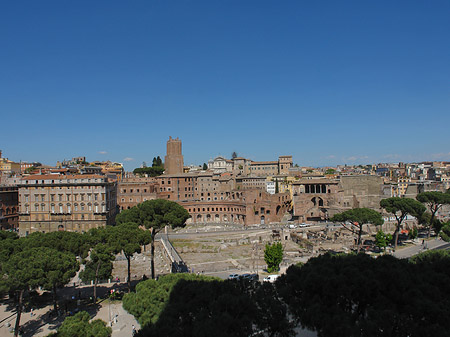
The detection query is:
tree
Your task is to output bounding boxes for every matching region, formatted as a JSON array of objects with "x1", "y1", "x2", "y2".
[
  {"x1": 123, "y1": 273, "x2": 219, "y2": 327},
  {"x1": 417, "y1": 192, "x2": 450, "y2": 238},
  {"x1": 107, "y1": 223, "x2": 151, "y2": 292},
  {"x1": 55, "y1": 311, "x2": 111, "y2": 337},
  {"x1": 133, "y1": 167, "x2": 164, "y2": 177},
  {"x1": 275, "y1": 180, "x2": 279, "y2": 194},
  {"x1": 440, "y1": 221, "x2": 450, "y2": 242},
  {"x1": 26, "y1": 231, "x2": 90, "y2": 258},
  {"x1": 331, "y1": 208, "x2": 384, "y2": 253},
  {"x1": 277, "y1": 252, "x2": 450, "y2": 337},
  {"x1": 116, "y1": 199, "x2": 190, "y2": 279},
  {"x1": 203, "y1": 163, "x2": 208, "y2": 170},
  {"x1": 3, "y1": 247, "x2": 44, "y2": 337},
  {"x1": 231, "y1": 151, "x2": 238, "y2": 159},
  {"x1": 325, "y1": 168, "x2": 336, "y2": 175},
  {"x1": 79, "y1": 243, "x2": 115, "y2": 301},
  {"x1": 374, "y1": 230, "x2": 392, "y2": 252},
  {"x1": 38, "y1": 248, "x2": 79, "y2": 312},
  {"x1": 380, "y1": 197, "x2": 425, "y2": 251},
  {"x1": 264, "y1": 242, "x2": 283, "y2": 273}
]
